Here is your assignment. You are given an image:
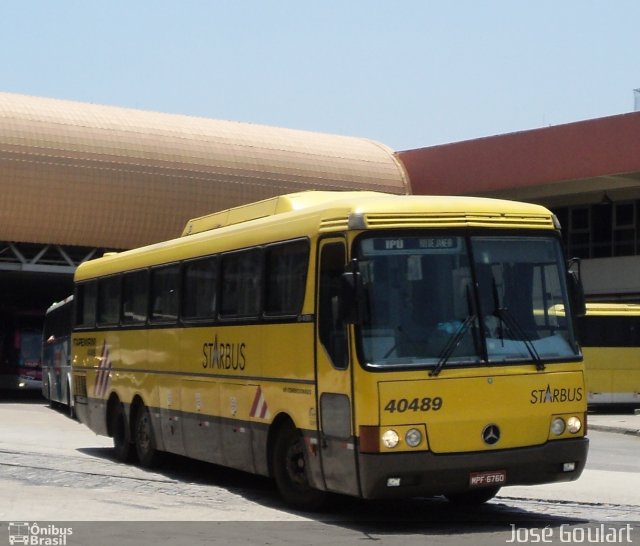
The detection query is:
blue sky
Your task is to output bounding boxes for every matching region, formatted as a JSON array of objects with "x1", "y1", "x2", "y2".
[{"x1": 2, "y1": 0, "x2": 639, "y2": 150}]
